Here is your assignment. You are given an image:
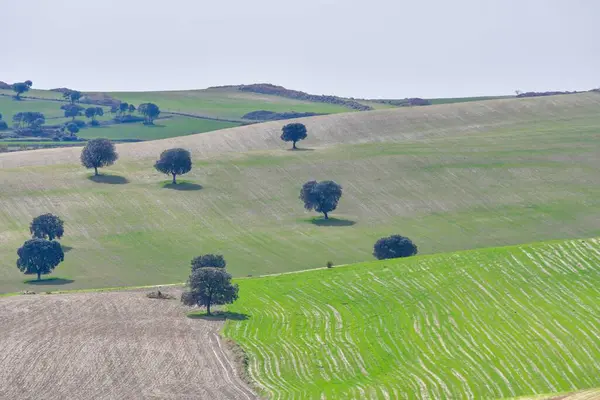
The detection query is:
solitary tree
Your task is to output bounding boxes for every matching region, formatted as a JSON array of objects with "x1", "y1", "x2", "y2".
[
  {"x1": 138, "y1": 103, "x2": 160, "y2": 125},
  {"x1": 81, "y1": 138, "x2": 118, "y2": 176},
  {"x1": 85, "y1": 106, "x2": 104, "y2": 125},
  {"x1": 373, "y1": 235, "x2": 418, "y2": 260},
  {"x1": 191, "y1": 254, "x2": 226, "y2": 271},
  {"x1": 281, "y1": 123, "x2": 307, "y2": 149},
  {"x1": 12, "y1": 80, "x2": 32, "y2": 100},
  {"x1": 62, "y1": 90, "x2": 82, "y2": 104},
  {"x1": 300, "y1": 180, "x2": 342, "y2": 219},
  {"x1": 181, "y1": 267, "x2": 239, "y2": 315},
  {"x1": 154, "y1": 148, "x2": 192, "y2": 184},
  {"x1": 63, "y1": 104, "x2": 84, "y2": 121},
  {"x1": 30, "y1": 213, "x2": 65, "y2": 240},
  {"x1": 16, "y1": 239, "x2": 64, "y2": 281}
]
